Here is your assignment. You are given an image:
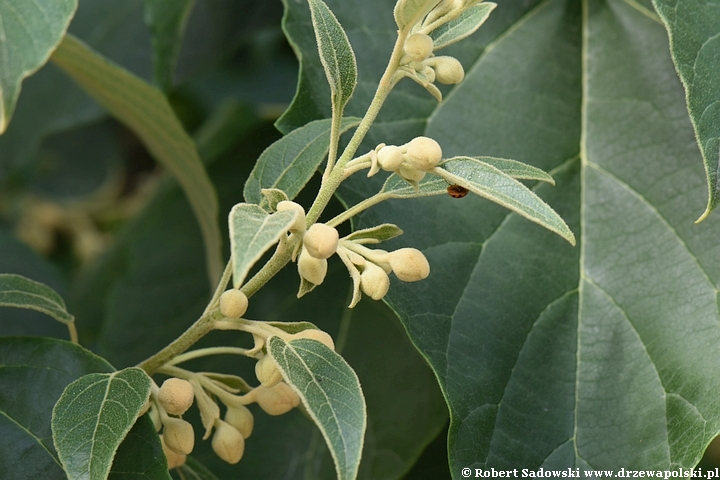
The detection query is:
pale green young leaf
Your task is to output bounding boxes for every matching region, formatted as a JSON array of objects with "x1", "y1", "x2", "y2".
[
  {"x1": 268, "y1": 336, "x2": 366, "y2": 480},
  {"x1": 229, "y1": 204, "x2": 298, "y2": 288},
  {"x1": 473, "y1": 156, "x2": 555, "y2": 185},
  {"x1": 430, "y1": 3, "x2": 496, "y2": 50},
  {"x1": 343, "y1": 224, "x2": 404, "y2": 244},
  {"x1": 144, "y1": 0, "x2": 197, "y2": 91},
  {"x1": 394, "y1": 0, "x2": 442, "y2": 31},
  {"x1": 52, "y1": 367, "x2": 153, "y2": 480},
  {"x1": 261, "y1": 188, "x2": 290, "y2": 211},
  {"x1": 434, "y1": 157, "x2": 575, "y2": 245},
  {"x1": 266, "y1": 321, "x2": 321, "y2": 335},
  {"x1": 652, "y1": 0, "x2": 720, "y2": 221},
  {"x1": 243, "y1": 117, "x2": 360, "y2": 207},
  {"x1": 378, "y1": 174, "x2": 448, "y2": 199},
  {"x1": 308, "y1": 0, "x2": 357, "y2": 111},
  {"x1": 49, "y1": 34, "x2": 222, "y2": 284},
  {"x1": 0, "y1": 273, "x2": 73, "y2": 324},
  {"x1": 0, "y1": 0, "x2": 77, "y2": 133}
]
